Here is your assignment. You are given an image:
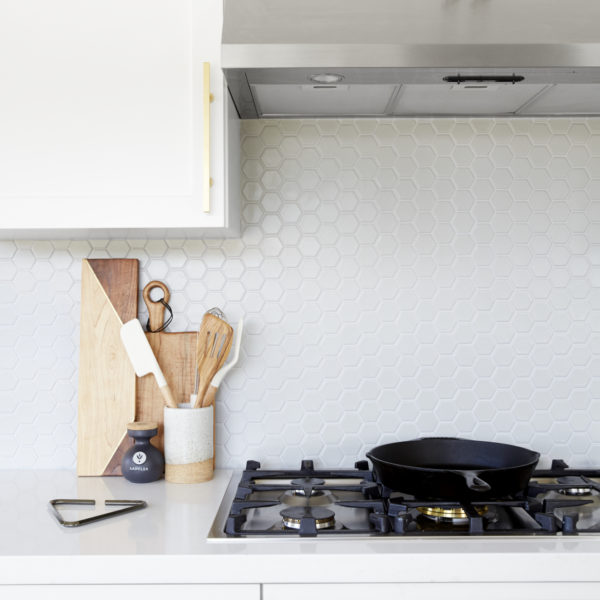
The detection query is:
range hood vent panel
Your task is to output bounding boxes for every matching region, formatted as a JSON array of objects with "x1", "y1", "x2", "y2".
[
  {"x1": 252, "y1": 84, "x2": 398, "y2": 117},
  {"x1": 393, "y1": 84, "x2": 549, "y2": 116},
  {"x1": 520, "y1": 84, "x2": 600, "y2": 115}
]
